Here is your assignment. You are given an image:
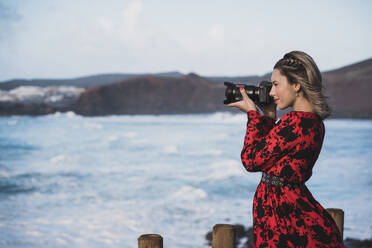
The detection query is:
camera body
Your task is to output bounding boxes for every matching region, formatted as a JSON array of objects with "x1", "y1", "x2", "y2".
[{"x1": 223, "y1": 81, "x2": 273, "y2": 105}]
